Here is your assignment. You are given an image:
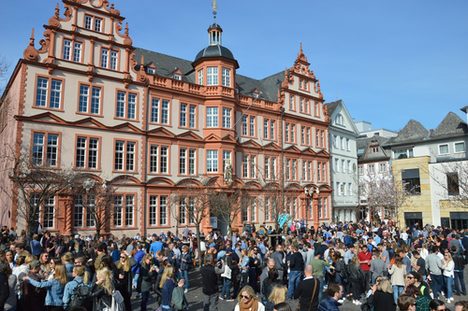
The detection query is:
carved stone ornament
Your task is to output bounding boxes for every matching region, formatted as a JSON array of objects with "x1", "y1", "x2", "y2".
[
  {"x1": 23, "y1": 29, "x2": 39, "y2": 61},
  {"x1": 137, "y1": 55, "x2": 149, "y2": 84},
  {"x1": 48, "y1": 4, "x2": 61, "y2": 28}
]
